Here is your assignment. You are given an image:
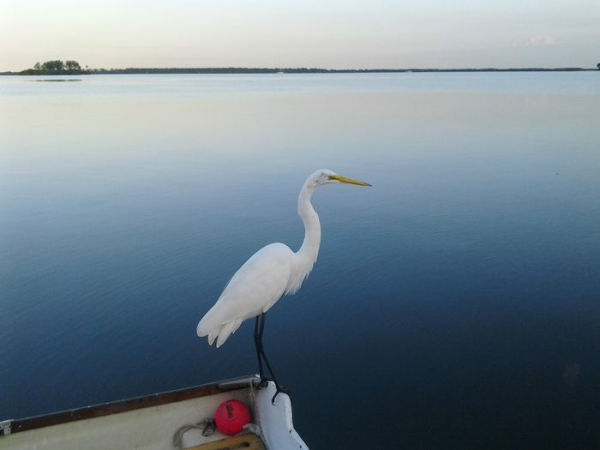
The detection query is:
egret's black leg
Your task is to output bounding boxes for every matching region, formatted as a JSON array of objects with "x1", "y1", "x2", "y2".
[
  {"x1": 253, "y1": 315, "x2": 265, "y2": 381},
  {"x1": 256, "y1": 313, "x2": 291, "y2": 404}
]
